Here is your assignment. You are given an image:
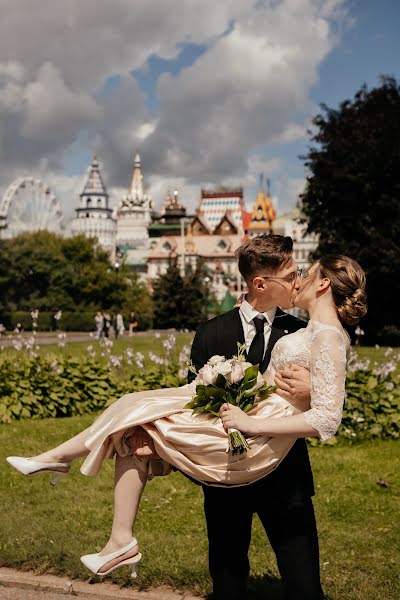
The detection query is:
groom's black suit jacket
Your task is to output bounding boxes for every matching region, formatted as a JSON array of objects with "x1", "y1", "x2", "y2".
[{"x1": 189, "y1": 307, "x2": 314, "y2": 499}]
